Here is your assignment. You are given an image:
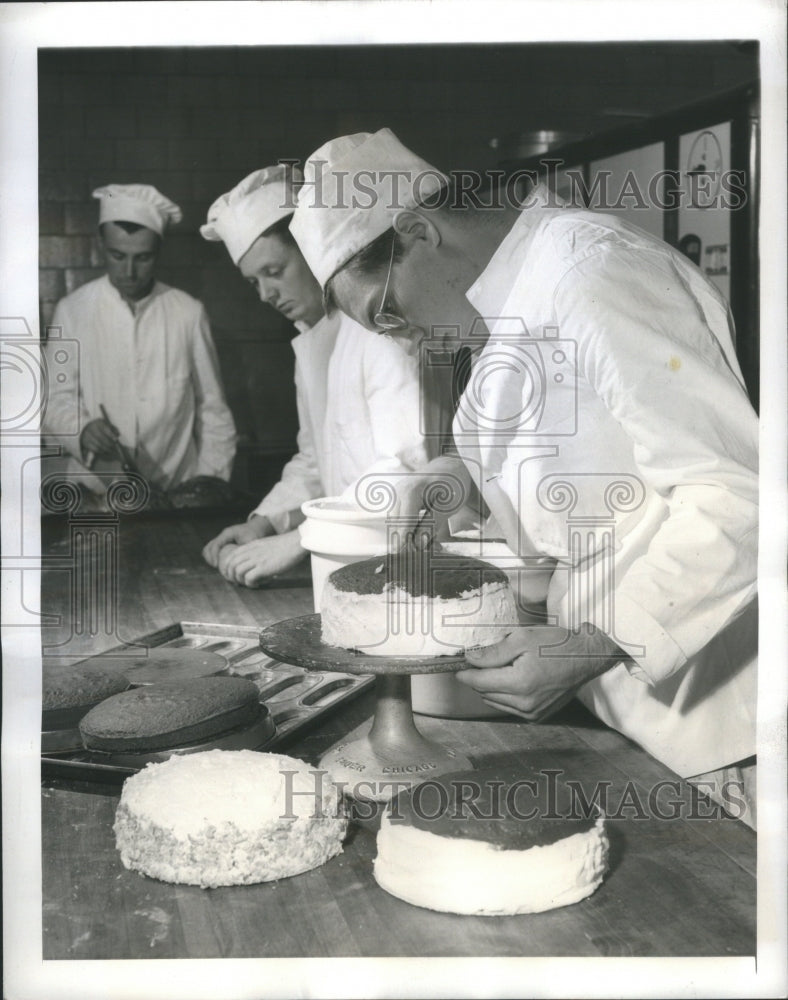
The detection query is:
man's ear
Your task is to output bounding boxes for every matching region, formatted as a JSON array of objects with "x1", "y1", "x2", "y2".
[{"x1": 392, "y1": 209, "x2": 442, "y2": 248}]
